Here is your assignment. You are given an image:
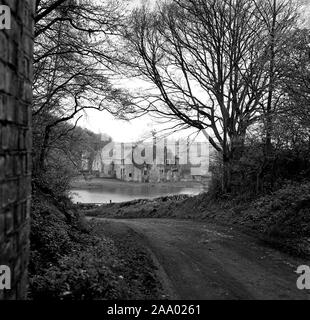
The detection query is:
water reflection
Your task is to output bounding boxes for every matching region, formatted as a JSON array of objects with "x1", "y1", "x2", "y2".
[{"x1": 70, "y1": 183, "x2": 206, "y2": 204}]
